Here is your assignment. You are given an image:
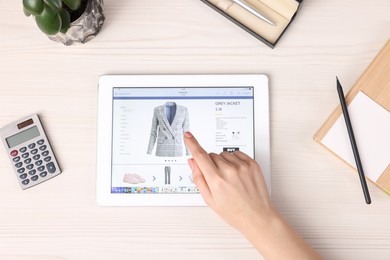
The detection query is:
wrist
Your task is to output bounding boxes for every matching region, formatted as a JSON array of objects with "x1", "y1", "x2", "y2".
[
  {"x1": 240, "y1": 206, "x2": 287, "y2": 247},
  {"x1": 238, "y1": 206, "x2": 281, "y2": 239},
  {"x1": 239, "y1": 209, "x2": 321, "y2": 259}
]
